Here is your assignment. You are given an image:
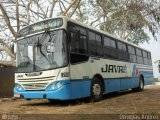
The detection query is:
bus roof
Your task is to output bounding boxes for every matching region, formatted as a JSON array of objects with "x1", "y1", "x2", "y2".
[{"x1": 20, "y1": 16, "x2": 151, "y2": 53}]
